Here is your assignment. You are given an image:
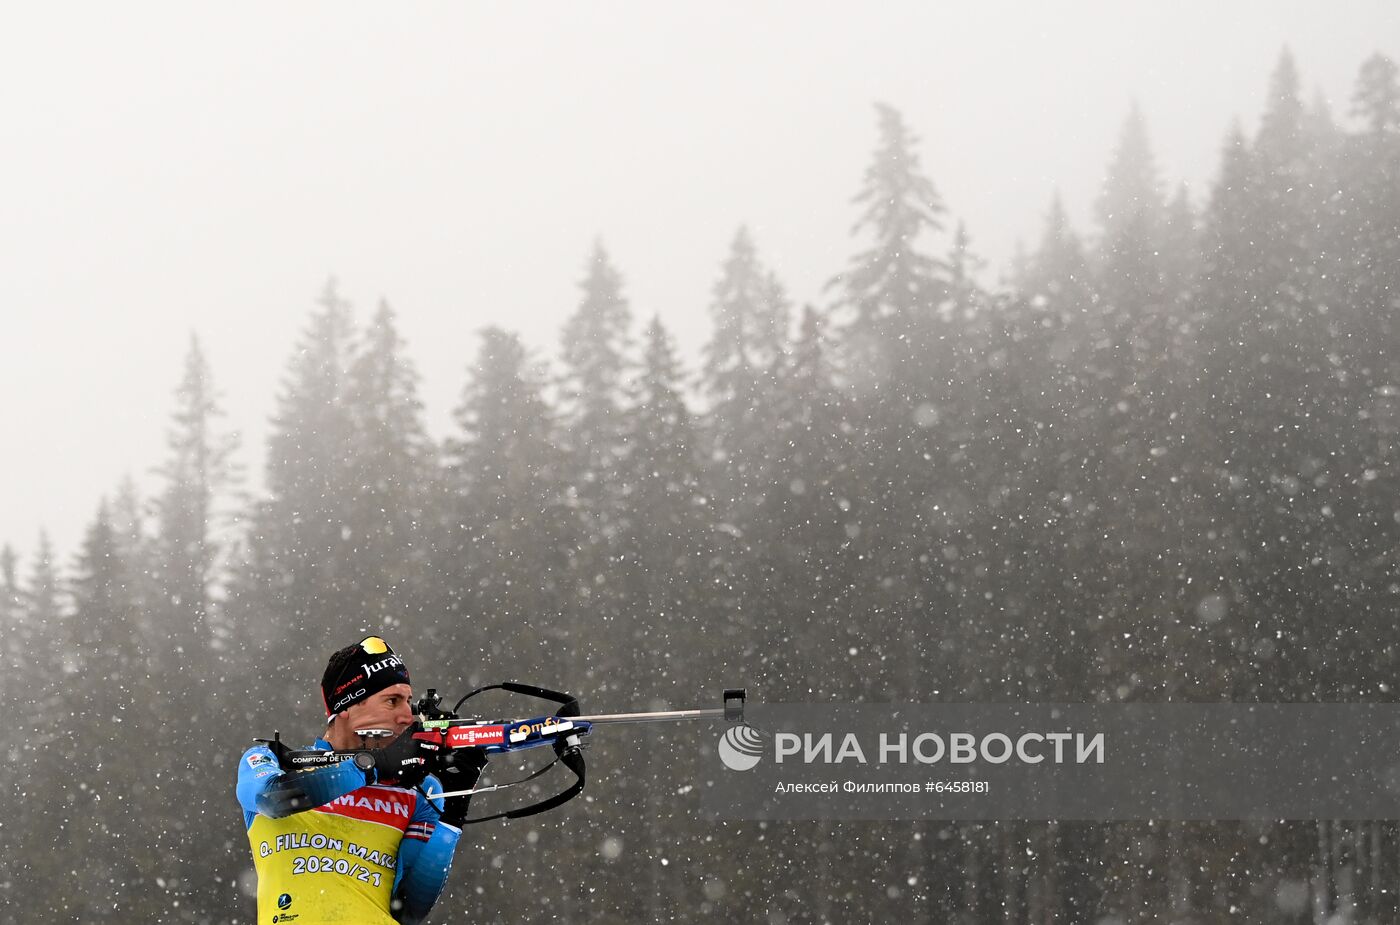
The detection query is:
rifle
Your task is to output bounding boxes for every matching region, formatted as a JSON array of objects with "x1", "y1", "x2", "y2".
[{"x1": 258, "y1": 684, "x2": 747, "y2": 824}]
